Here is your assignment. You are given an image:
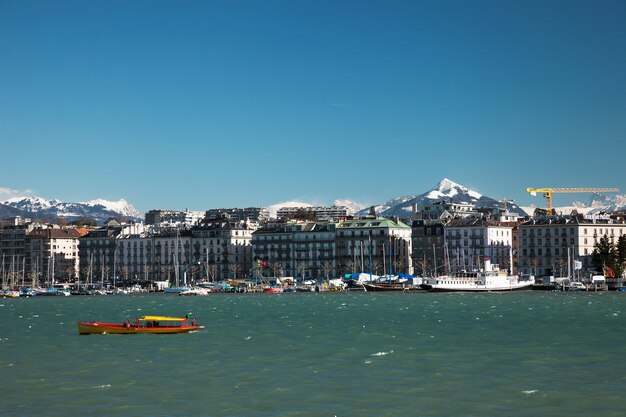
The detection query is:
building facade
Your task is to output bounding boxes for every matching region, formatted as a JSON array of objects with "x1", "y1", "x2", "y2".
[
  {"x1": 518, "y1": 214, "x2": 626, "y2": 278},
  {"x1": 335, "y1": 218, "x2": 413, "y2": 276},
  {"x1": 252, "y1": 221, "x2": 337, "y2": 280},
  {"x1": 411, "y1": 220, "x2": 446, "y2": 276},
  {"x1": 276, "y1": 205, "x2": 354, "y2": 221},
  {"x1": 444, "y1": 217, "x2": 514, "y2": 274}
]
